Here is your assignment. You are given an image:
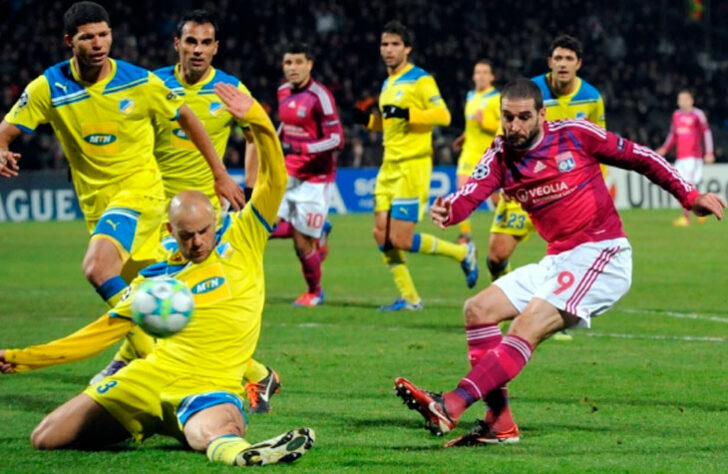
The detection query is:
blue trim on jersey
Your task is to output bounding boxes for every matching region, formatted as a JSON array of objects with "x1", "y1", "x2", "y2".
[
  {"x1": 531, "y1": 74, "x2": 554, "y2": 101},
  {"x1": 177, "y1": 391, "x2": 247, "y2": 427},
  {"x1": 395, "y1": 66, "x2": 429, "y2": 85},
  {"x1": 108, "y1": 311, "x2": 132, "y2": 321},
  {"x1": 410, "y1": 232, "x2": 422, "y2": 252},
  {"x1": 44, "y1": 61, "x2": 85, "y2": 102},
  {"x1": 466, "y1": 90, "x2": 475, "y2": 101},
  {"x1": 171, "y1": 108, "x2": 181, "y2": 121},
  {"x1": 154, "y1": 66, "x2": 185, "y2": 94},
  {"x1": 153, "y1": 65, "x2": 177, "y2": 82},
  {"x1": 92, "y1": 207, "x2": 141, "y2": 253},
  {"x1": 484, "y1": 88, "x2": 499, "y2": 98},
  {"x1": 250, "y1": 205, "x2": 274, "y2": 233},
  {"x1": 571, "y1": 79, "x2": 601, "y2": 103},
  {"x1": 96, "y1": 276, "x2": 127, "y2": 301},
  {"x1": 103, "y1": 77, "x2": 148, "y2": 95},
  {"x1": 200, "y1": 69, "x2": 240, "y2": 93},
  {"x1": 161, "y1": 236, "x2": 178, "y2": 252},
  {"x1": 391, "y1": 198, "x2": 420, "y2": 223},
  {"x1": 14, "y1": 123, "x2": 35, "y2": 134},
  {"x1": 52, "y1": 93, "x2": 91, "y2": 107},
  {"x1": 103, "y1": 60, "x2": 150, "y2": 95},
  {"x1": 139, "y1": 260, "x2": 189, "y2": 278},
  {"x1": 215, "y1": 213, "x2": 233, "y2": 241}
]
